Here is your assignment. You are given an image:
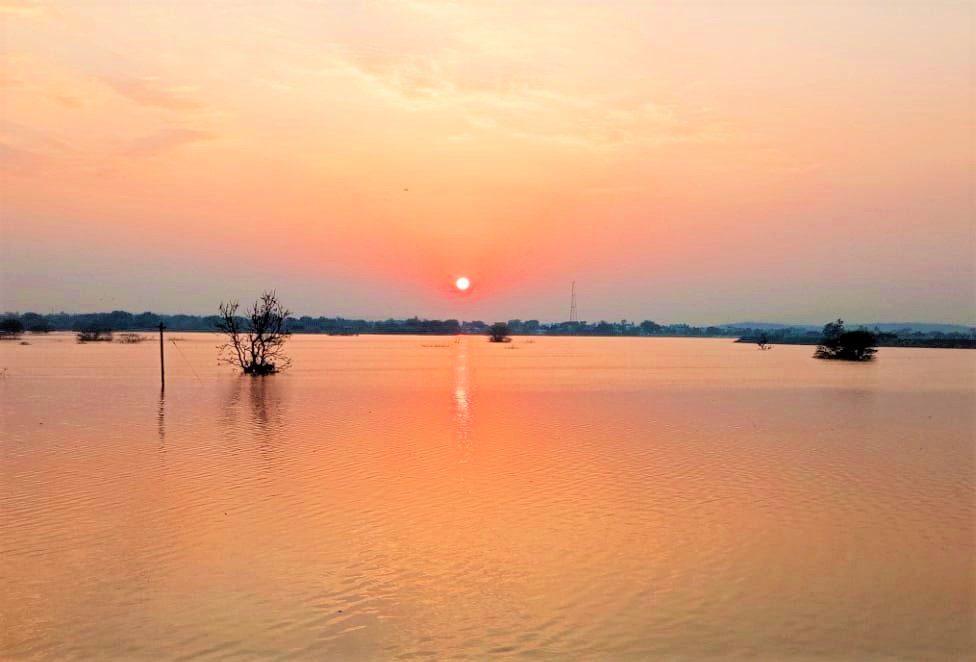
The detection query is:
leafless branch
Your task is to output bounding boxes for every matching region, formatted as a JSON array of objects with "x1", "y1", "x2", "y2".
[{"x1": 216, "y1": 292, "x2": 291, "y2": 375}]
